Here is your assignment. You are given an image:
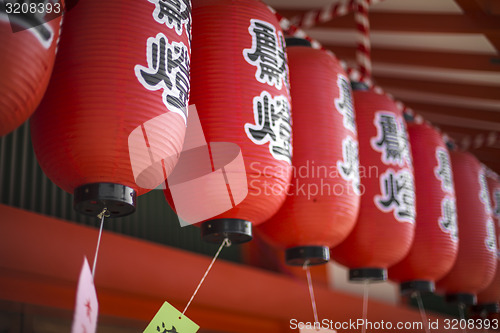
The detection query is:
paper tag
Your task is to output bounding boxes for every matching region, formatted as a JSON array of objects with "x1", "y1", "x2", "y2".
[
  {"x1": 71, "y1": 257, "x2": 99, "y2": 333},
  {"x1": 300, "y1": 328, "x2": 337, "y2": 333},
  {"x1": 144, "y1": 301, "x2": 199, "y2": 333}
]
